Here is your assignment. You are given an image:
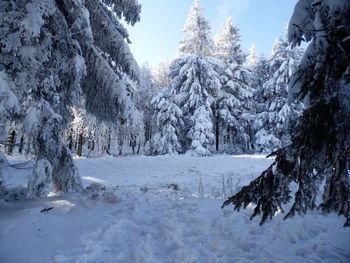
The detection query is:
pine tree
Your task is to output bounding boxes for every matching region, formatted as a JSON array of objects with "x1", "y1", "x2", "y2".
[
  {"x1": 254, "y1": 36, "x2": 303, "y2": 152},
  {"x1": 215, "y1": 17, "x2": 254, "y2": 153},
  {"x1": 247, "y1": 45, "x2": 258, "y2": 71},
  {"x1": 164, "y1": 0, "x2": 221, "y2": 156},
  {"x1": 178, "y1": 0, "x2": 213, "y2": 57},
  {"x1": 251, "y1": 54, "x2": 270, "y2": 90},
  {"x1": 0, "y1": 0, "x2": 141, "y2": 198},
  {"x1": 136, "y1": 64, "x2": 158, "y2": 148},
  {"x1": 150, "y1": 87, "x2": 183, "y2": 155},
  {"x1": 215, "y1": 17, "x2": 245, "y2": 65},
  {"x1": 223, "y1": 0, "x2": 350, "y2": 227},
  {"x1": 153, "y1": 60, "x2": 171, "y2": 88},
  {"x1": 0, "y1": 72, "x2": 20, "y2": 146}
]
